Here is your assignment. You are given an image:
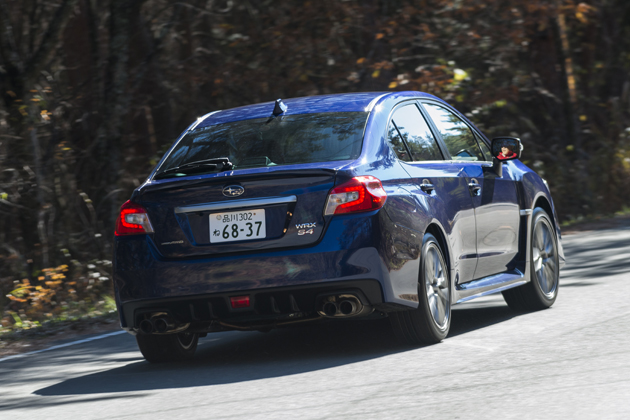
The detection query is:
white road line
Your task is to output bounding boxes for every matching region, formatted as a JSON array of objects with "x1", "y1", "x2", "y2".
[{"x1": 0, "y1": 330, "x2": 126, "y2": 363}]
